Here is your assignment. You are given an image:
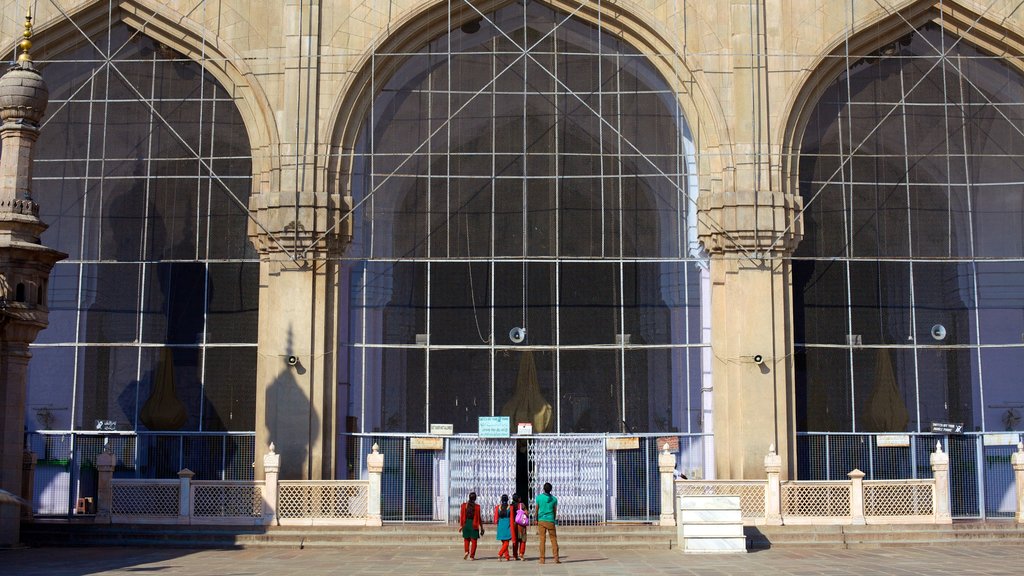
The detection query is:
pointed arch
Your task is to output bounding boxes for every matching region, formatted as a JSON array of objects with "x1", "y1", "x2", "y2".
[
  {"x1": 780, "y1": 0, "x2": 1024, "y2": 194},
  {"x1": 26, "y1": 0, "x2": 280, "y2": 195},
  {"x1": 324, "y1": 0, "x2": 729, "y2": 201}
]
